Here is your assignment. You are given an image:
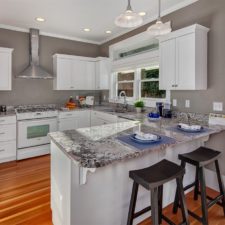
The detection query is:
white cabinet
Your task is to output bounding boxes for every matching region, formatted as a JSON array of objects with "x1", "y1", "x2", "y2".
[
  {"x1": 53, "y1": 54, "x2": 111, "y2": 91},
  {"x1": 95, "y1": 57, "x2": 111, "y2": 90},
  {"x1": 90, "y1": 111, "x2": 117, "y2": 126},
  {"x1": 158, "y1": 24, "x2": 209, "y2": 90},
  {"x1": 58, "y1": 110, "x2": 91, "y2": 131},
  {"x1": 0, "y1": 47, "x2": 13, "y2": 91},
  {"x1": 53, "y1": 54, "x2": 96, "y2": 90},
  {"x1": 0, "y1": 115, "x2": 16, "y2": 163}
]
